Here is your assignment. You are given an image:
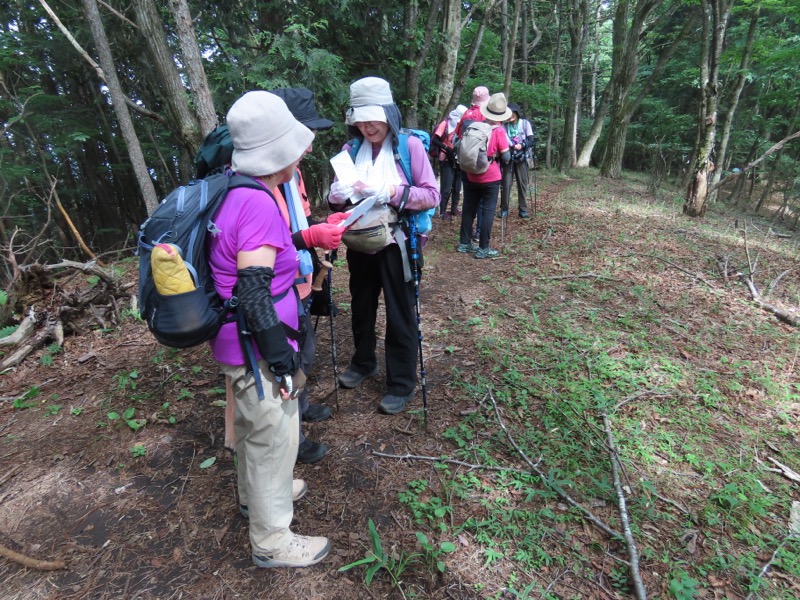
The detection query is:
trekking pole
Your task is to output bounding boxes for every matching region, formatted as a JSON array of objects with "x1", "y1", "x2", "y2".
[
  {"x1": 320, "y1": 251, "x2": 339, "y2": 410},
  {"x1": 532, "y1": 140, "x2": 538, "y2": 217},
  {"x1": 407, "y1": 216, "x2": 428, "y2": 428}
]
